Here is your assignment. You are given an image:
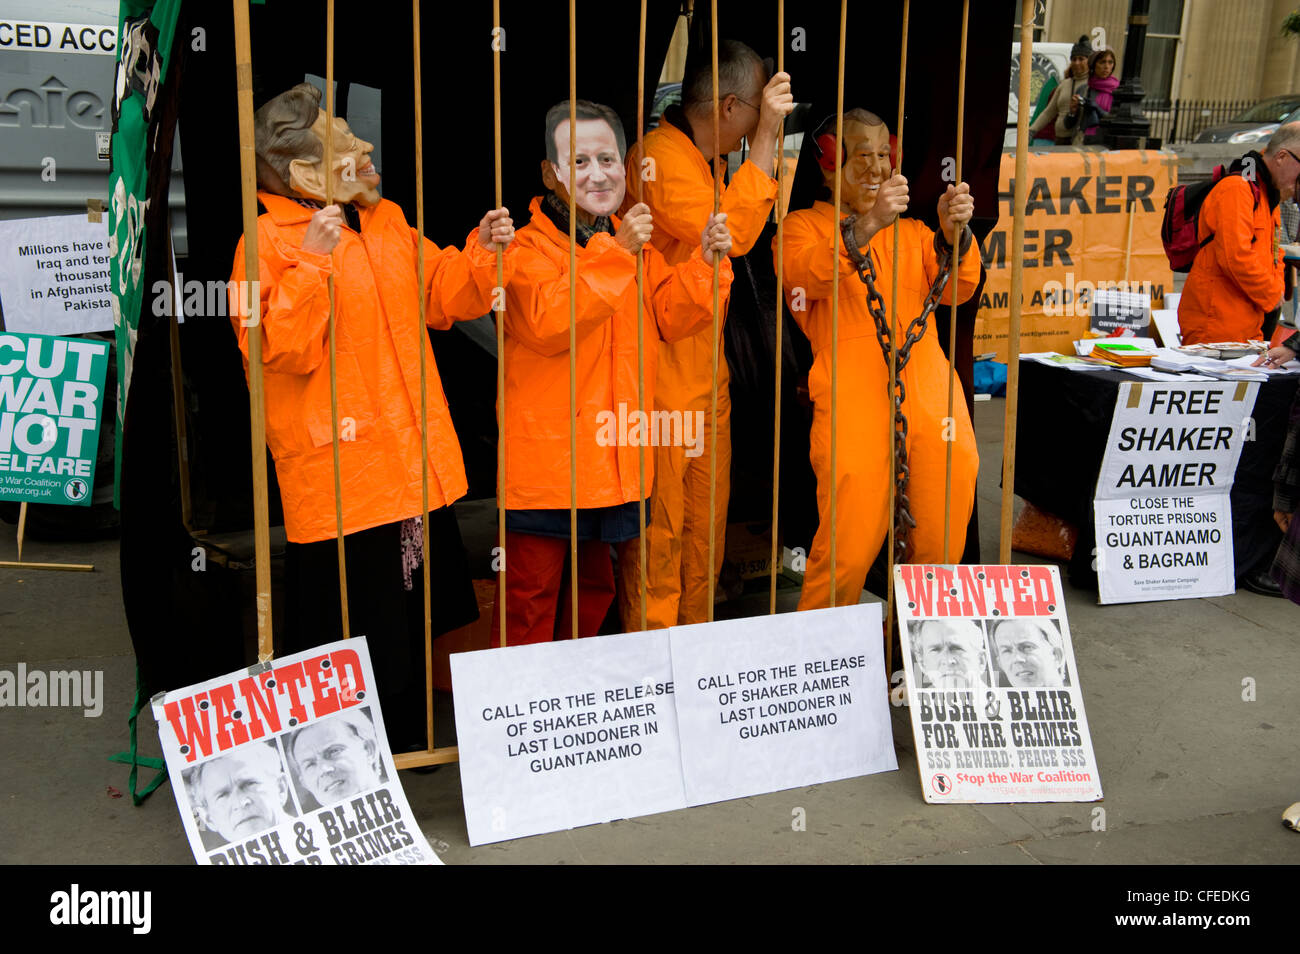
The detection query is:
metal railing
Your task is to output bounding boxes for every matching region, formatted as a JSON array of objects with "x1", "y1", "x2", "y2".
[{"x1": 1141, "y1": 98, "x2": 1256, "y2": 145}]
